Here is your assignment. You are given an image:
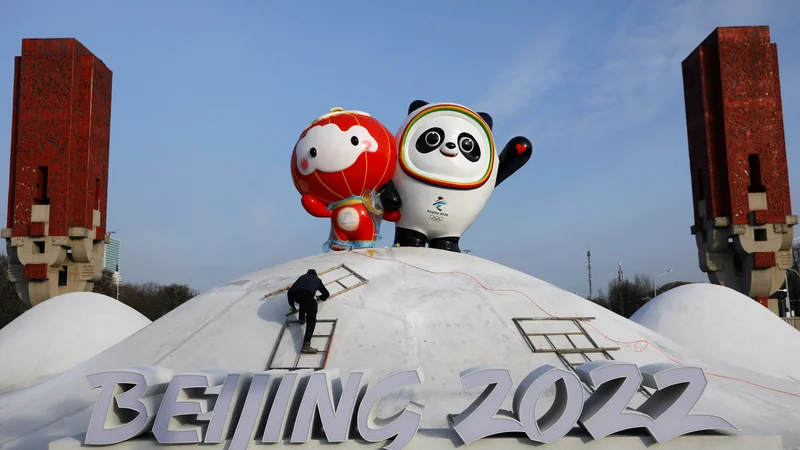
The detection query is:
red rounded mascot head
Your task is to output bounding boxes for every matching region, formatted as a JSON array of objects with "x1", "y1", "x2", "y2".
[{"x1": 291, "y1": 108, "x2": 396, "y2": 206}]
